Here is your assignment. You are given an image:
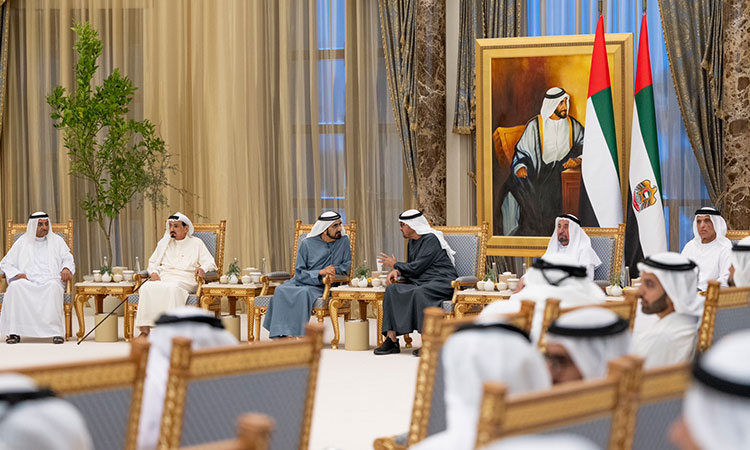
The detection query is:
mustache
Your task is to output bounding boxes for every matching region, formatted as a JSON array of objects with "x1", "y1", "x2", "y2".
[{"x1": 170, "y1": 231, "x2": 177, "y2": 237}]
